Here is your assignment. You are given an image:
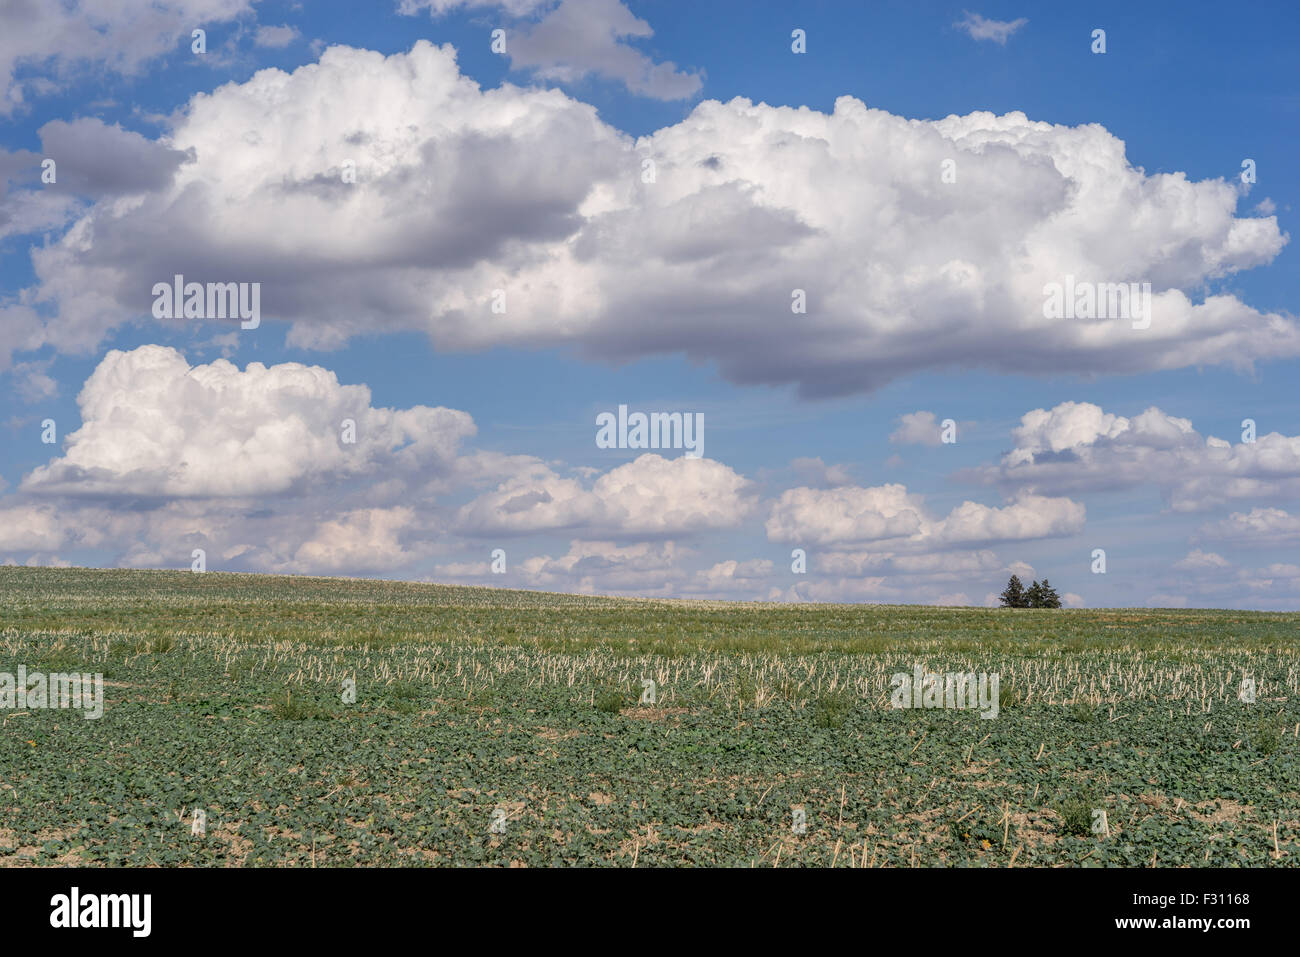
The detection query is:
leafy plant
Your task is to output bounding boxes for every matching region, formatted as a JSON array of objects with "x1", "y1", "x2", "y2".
[
  {"x1": 1255, "y1": 718, "x2": 1283, "y2": 755},
  {"x1": 271, "y1": 691, "x2": 335, "y2": 721},
  {"x1": 1068, "y1": 700, "x2": 1097, "y2": 723},
  {"x1": 1056, "y1": 797, "x2": 1095, "y2": 837},
  {"x1": 595, "y1": 686, "x2": 625, "y2": 714},
  {"x1": 812, "y1": 690, "x2": 854, "y2": 729}
]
